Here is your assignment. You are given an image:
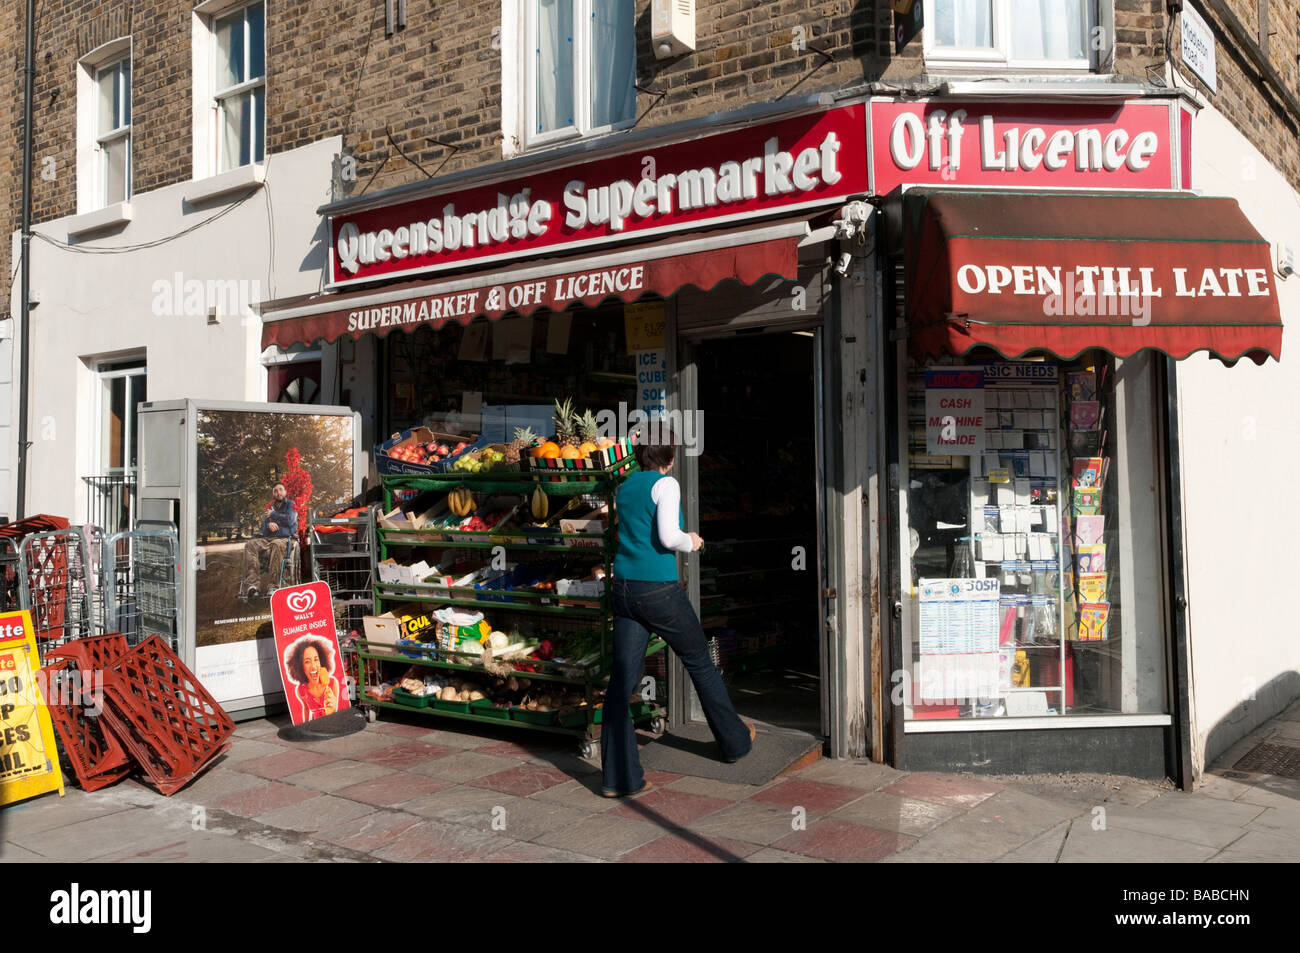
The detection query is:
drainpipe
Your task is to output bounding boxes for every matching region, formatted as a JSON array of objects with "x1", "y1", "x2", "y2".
[{"x1": 15, "y1": 0, "x2": 34, "y2": 520}]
